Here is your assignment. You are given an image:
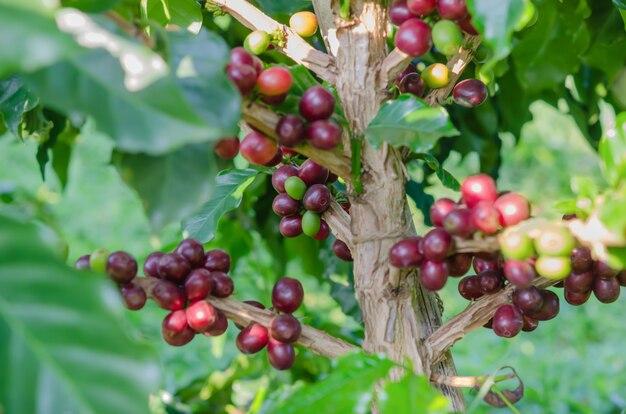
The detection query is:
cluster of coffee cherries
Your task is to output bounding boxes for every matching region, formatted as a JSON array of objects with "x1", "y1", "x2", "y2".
[
  {"x1": 242, "y1": 11, "x2": 319, "y2": 56},
  {"x1": 75, "y1": 240, "x2": 307, "y2": 370}
]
